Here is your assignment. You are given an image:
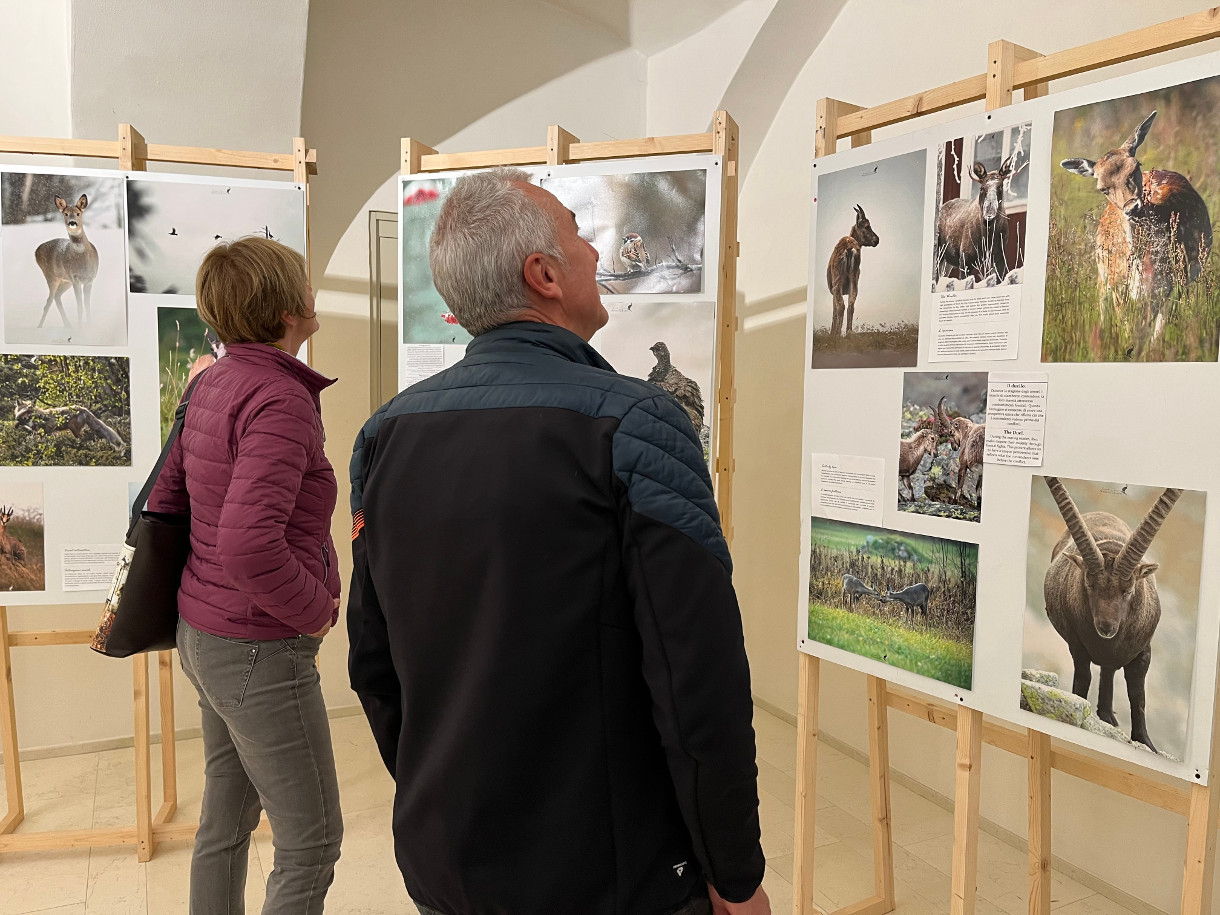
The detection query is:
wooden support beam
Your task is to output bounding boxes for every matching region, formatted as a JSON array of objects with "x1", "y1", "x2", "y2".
[
  {"x1": 569, "y1": 132, "x2": 712, "y2": 161},
  {"x1": 866, "y1": 677, "x2": 895, "y2": 910},
  {"x1": 1028, "y1": 731, "x2": 1052, "y2": 915},
  {"x1": 0, "y1": 825, "x2": 137, "y2": 852},
  {"x1": 712, "y1": 109, "x2": 739, "y2": 544},
  {"x1": 422, "y1": 146, "x2": 549, "y2": 172},
  {"x1": 832, "y1": 895, "x2": 892, "y2": 915},
  {"x1": 119, "y1": 124, "x2": 147, "y2": 172},
  {"x1": 157, "y1": 650, "x2": 177, "y2": 814},
  {"x1": 547, "y1": 125, "x2": 579, "y2": 166},
  {"x1": 989, "y1": 42, "x2": 1046, "y2": 110},
  {"x1": 794, "y1": 654, "x2": 821, "y2": 915},
  {"x1": 8, "y1": 629, "x2": 93, "y2": 647},
  {"x1": 815, "y1": 99, "x2": 862, "y2": 158},
  {"x1": 402, "y1": 138, "x2": 439, "y2": 176},
  {"x1": 0, "y1": 608, "x2": 22, "y2": 833},
  {"x1": 1181, "y1": 651, "x2": 1220, "y2": 913},
  {"x1": 950, "y1": 707, "x2": 983, "y2": 915},
  {"x1": 0, "y1": 137, "x2": 119, "y2": 158},
  {"x1": 133, "y1": 655, "x2": 153, "y2": 861}
]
